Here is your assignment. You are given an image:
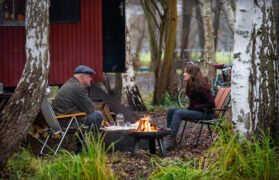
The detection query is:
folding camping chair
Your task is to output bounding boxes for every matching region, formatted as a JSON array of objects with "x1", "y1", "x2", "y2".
[
  {"x1": 179, "y1": 88, "x2": 231, "y2": 145},
  {"x1": 40, "y1": 96, "x2": 87, "y2": 156}
]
